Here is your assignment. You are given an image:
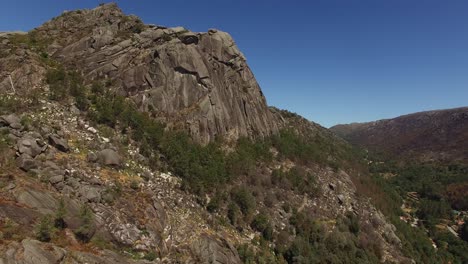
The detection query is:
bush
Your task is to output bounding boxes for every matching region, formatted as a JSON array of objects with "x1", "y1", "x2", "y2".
[
  {"x1": 74, "y1": 204, "x2": 94, "y2": 242},
  {"x1": 54, "y1": 198, "x2": 67, "y2": 229},
  {"x1": 251, "y1": 213, "x2": 273, "y2": 240},
  {"x1": 35, "y1": 215, "x2": 53, "y2": 242},
  {"x1": 231, "y1": 187, "x2": 255, "y2": 216},
  {"x1": 227, "y1": 202, "x2": 240, "y2": 225}
]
